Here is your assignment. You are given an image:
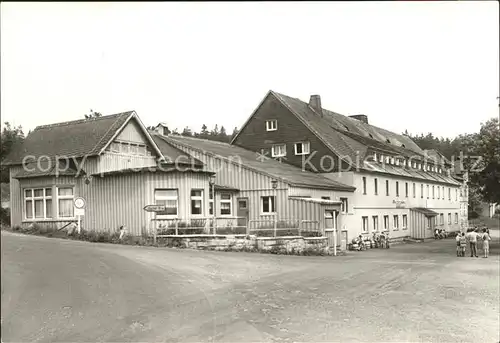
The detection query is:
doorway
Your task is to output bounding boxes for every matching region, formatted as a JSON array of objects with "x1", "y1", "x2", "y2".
[{"x1": 237, "y1": 197, "x2": 249, "y2": 228}]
